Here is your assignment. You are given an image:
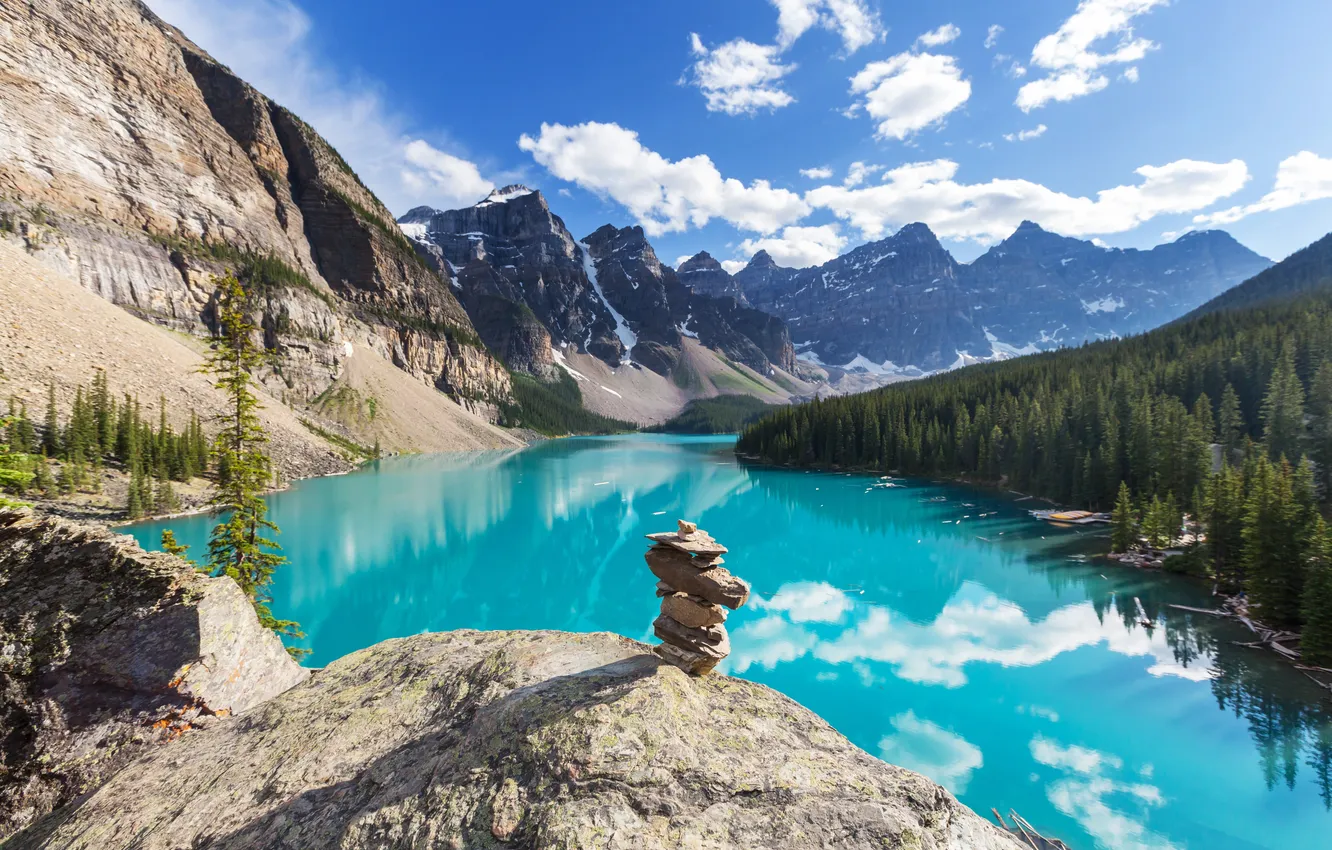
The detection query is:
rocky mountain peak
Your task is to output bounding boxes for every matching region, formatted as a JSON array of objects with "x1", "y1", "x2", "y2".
[
  {"x1": 678, "y1": 249, "x2": 746, "y2": 304},
  {"x1": 894, "y1": 221, "x2": 941, "y2": 246},
  {"x1": 747, "y1": 250, "x2": 779, "y2": 269},
  {"x1": 398, "y1": 205, "x2": 440, "y2": 222},
  {"x1": 477, "y1": 184, "x2": 539, "y2": 207},
  {"x1": 678, "y1": 251, "x2": 721, "y2": 274}
]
